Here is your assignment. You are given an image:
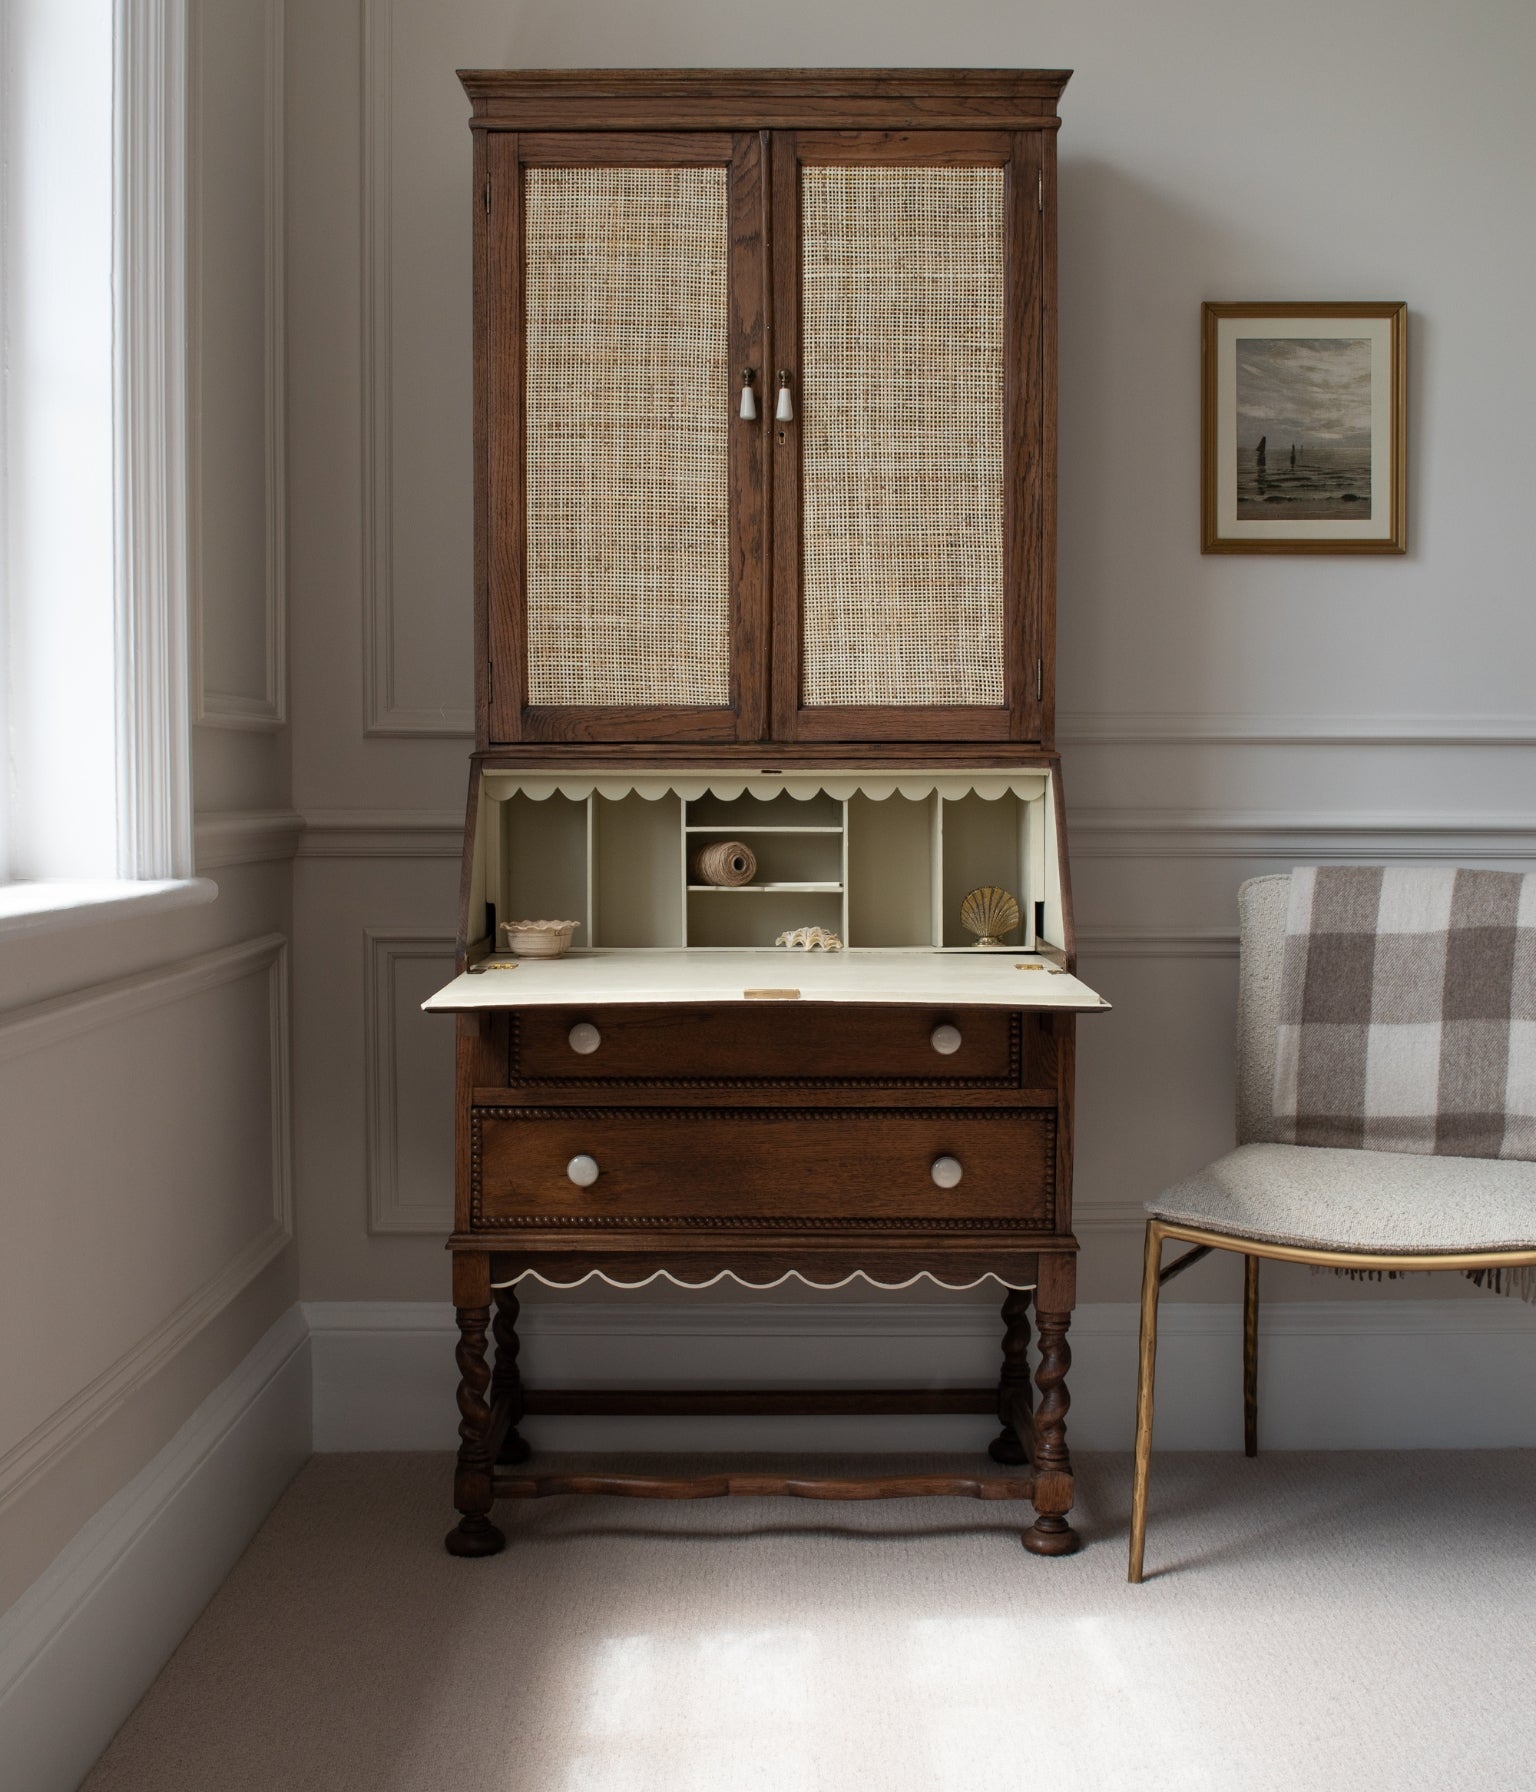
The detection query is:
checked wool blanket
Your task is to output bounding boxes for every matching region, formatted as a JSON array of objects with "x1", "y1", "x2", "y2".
[{"x1": 1273, "y1": 866, "x2": 1536, "y2": 1160}]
